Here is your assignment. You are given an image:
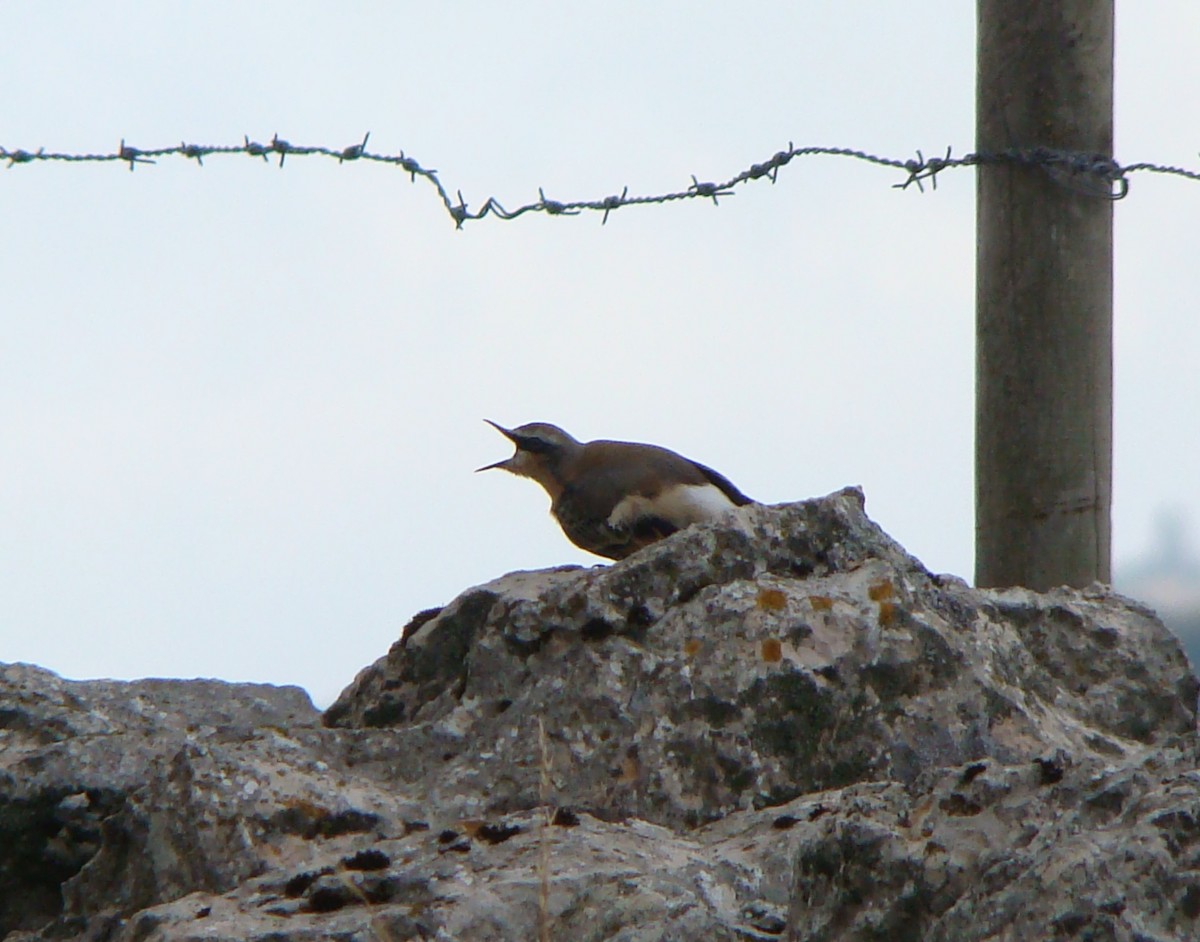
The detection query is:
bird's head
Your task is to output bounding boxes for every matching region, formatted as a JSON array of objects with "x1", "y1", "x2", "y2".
[{"x1": 476, "y1": 421, "x2": 581, "y2": 499}]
